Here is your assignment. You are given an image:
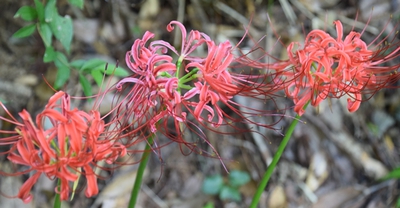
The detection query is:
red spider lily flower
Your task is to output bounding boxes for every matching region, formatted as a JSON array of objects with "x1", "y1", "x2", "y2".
[
  {"x1": 183, "y1": 40, "x2": 239, "y2": 127},
  {"x1": 0, "y1": 91, "x2": 126, "y2": 203},
  {"x1": 150, "y1": 20, "x2": 211, "y2": 63},
  {"x1": 268, "y1": 20, "x2": 400, "y2": 115},
  {"x1": 190, "y1": 41, "x2": 237, "y2": 99},
  {"x1": 114, "y1": 20, "x2": 283, "y2": 159},
  {"x1": 114, "y1": 21, "x2": 209, "y2": 143},
  {"x1": 0, "y1": 103, "x2": 31, "y2": 146}
]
